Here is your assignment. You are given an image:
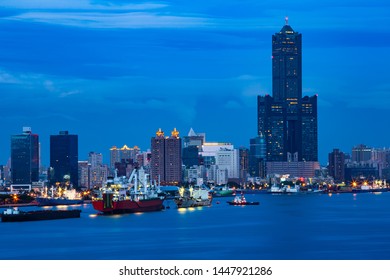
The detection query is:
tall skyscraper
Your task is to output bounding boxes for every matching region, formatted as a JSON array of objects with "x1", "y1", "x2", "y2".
[
  {"x1": 10, "y1": 127, "x2": 39, "y2": 187},
  {"x1": 150, "y1": 128, "x2": 165, "y2": 184},
  {"x1": 272, "y1": 17, "x2": 302, "y2": 102},
  {"x1": 150, "y1": 128, "x2": 182, "y2": 185},
  {"x1": 164, "y1": 128, "x2": 182, "y2": 185},
  {"x1": 239, "y1": 147, "x2": 249, "y2": 182},
  {"x1": 50, "y1": 131, "x2": 78, "y2": 187},
  {"x1": 258, "y1": 19, "x2": 318, "y2": 165}
]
